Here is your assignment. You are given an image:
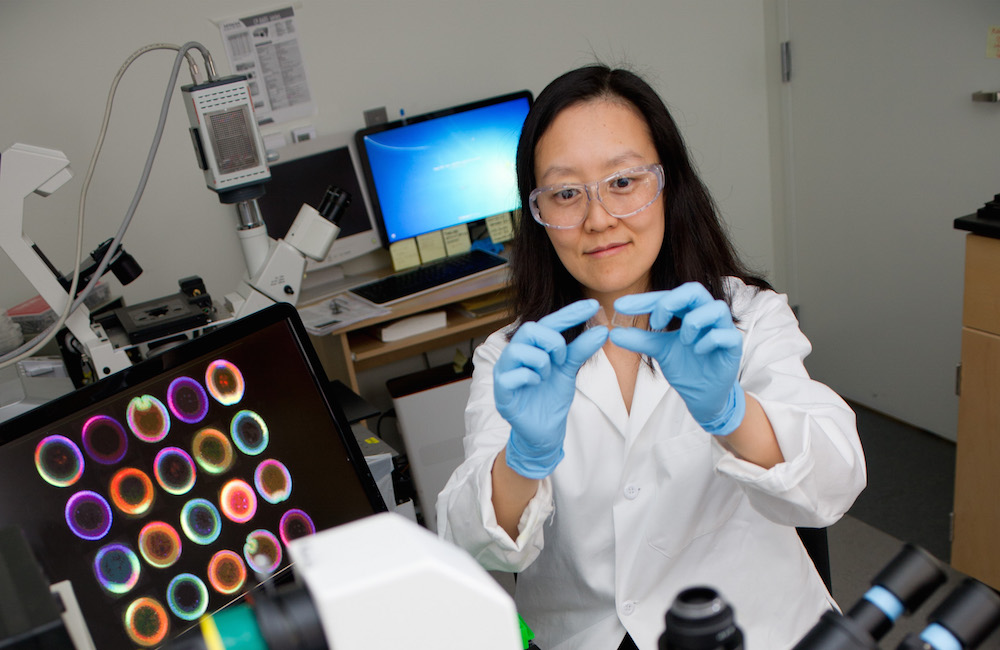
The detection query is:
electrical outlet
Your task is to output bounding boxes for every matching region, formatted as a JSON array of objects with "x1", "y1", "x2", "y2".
[{"x1": 364, "y1": 106, "x2": 388, "y2": 127}]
